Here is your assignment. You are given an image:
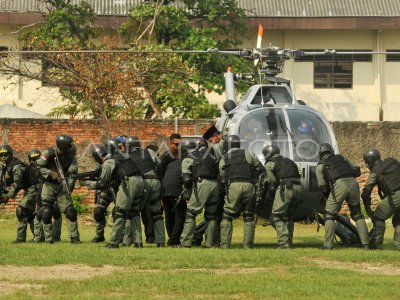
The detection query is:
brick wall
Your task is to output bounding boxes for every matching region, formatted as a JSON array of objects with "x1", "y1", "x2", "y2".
[{"x1": 0, "y1": 118, "x2": 213, "y2": 212}]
